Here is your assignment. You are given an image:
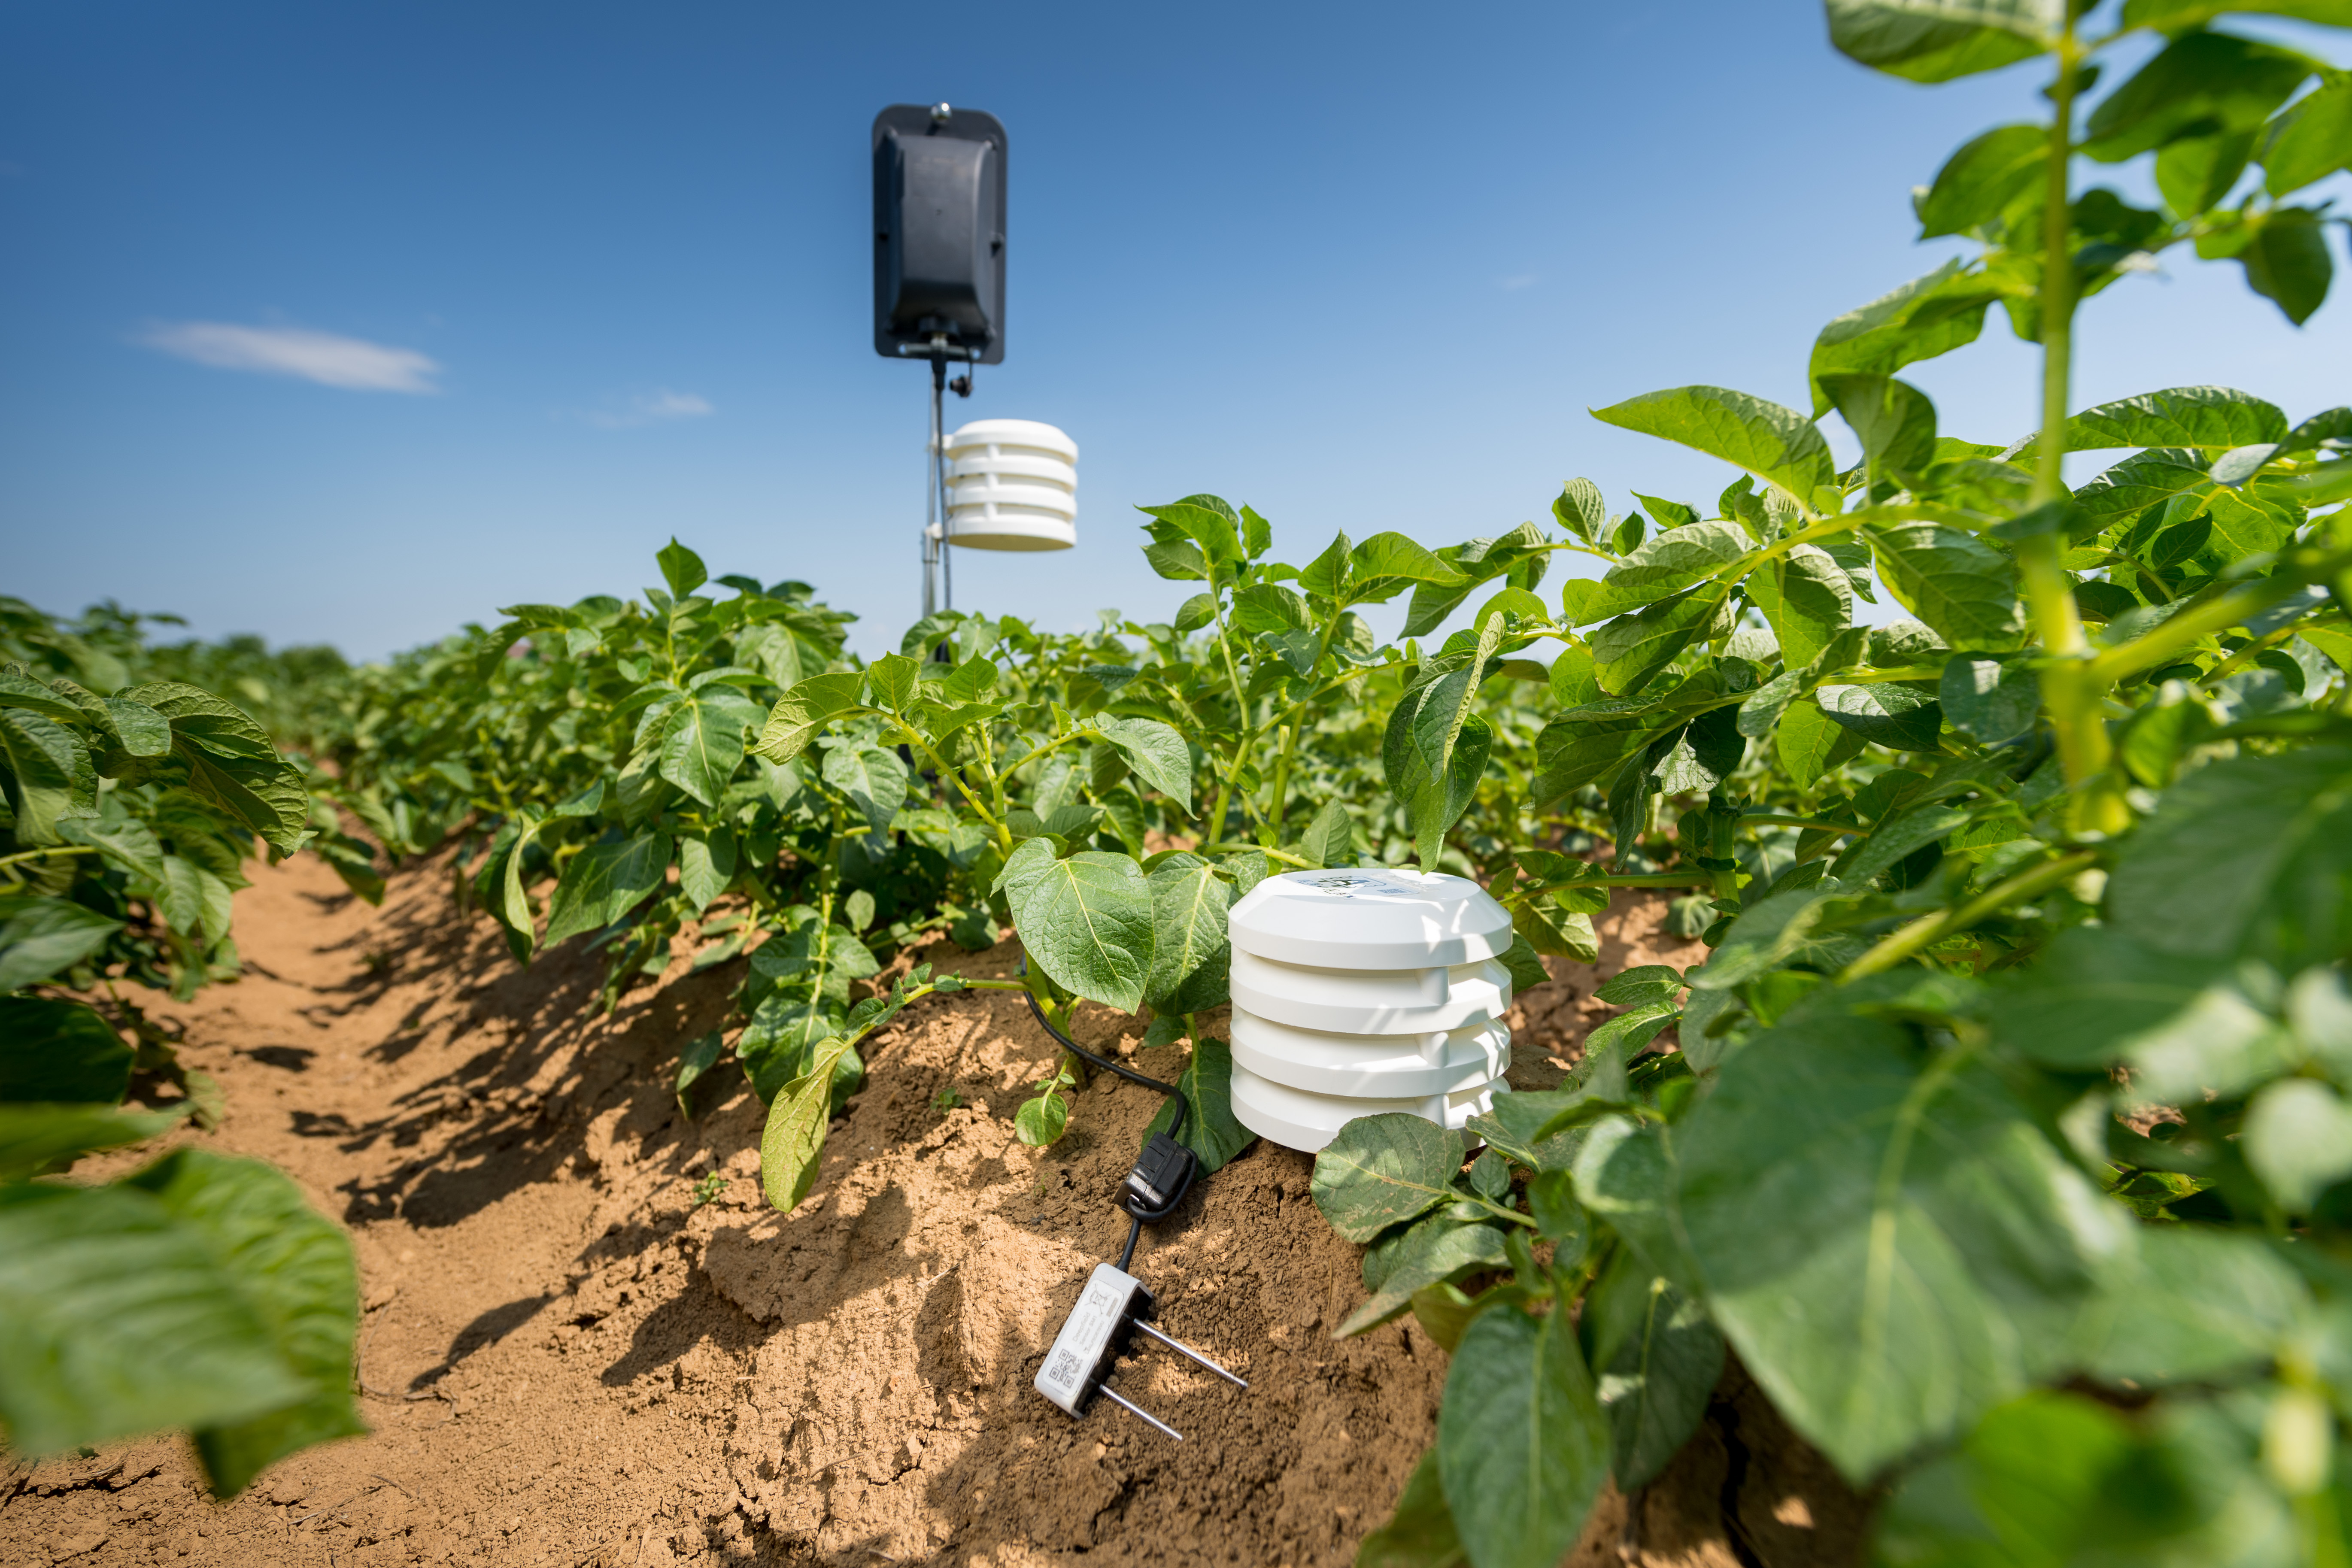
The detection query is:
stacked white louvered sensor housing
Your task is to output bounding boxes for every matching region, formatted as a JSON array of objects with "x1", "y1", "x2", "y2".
[
  {"x1": 944, "y1": 419, "x2": 1077, "y2": 551},
  {"x1": 1224, "y1": 868, "x2": 1516, "y2": 1153}
]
